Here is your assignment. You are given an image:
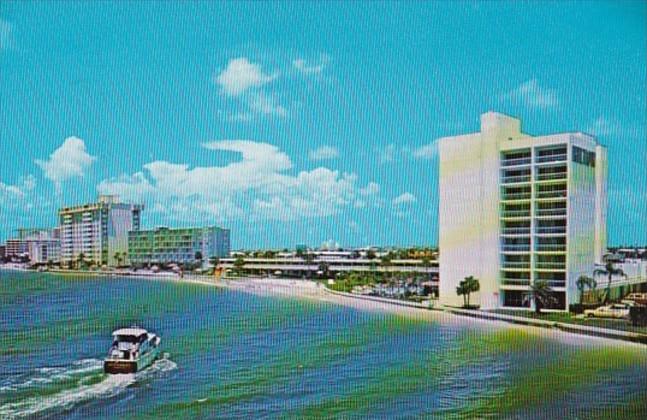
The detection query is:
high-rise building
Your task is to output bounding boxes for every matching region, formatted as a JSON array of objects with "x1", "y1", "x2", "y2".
[
  {"x1": 438, "y1": 112, "x2": 607, "y2": 311},
  {"x1": 58, "y1": 195, "x2": 143, "y2": 267},
  {"x1": 128, "y1": 226, "x2": 230, "y2": 265}
]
